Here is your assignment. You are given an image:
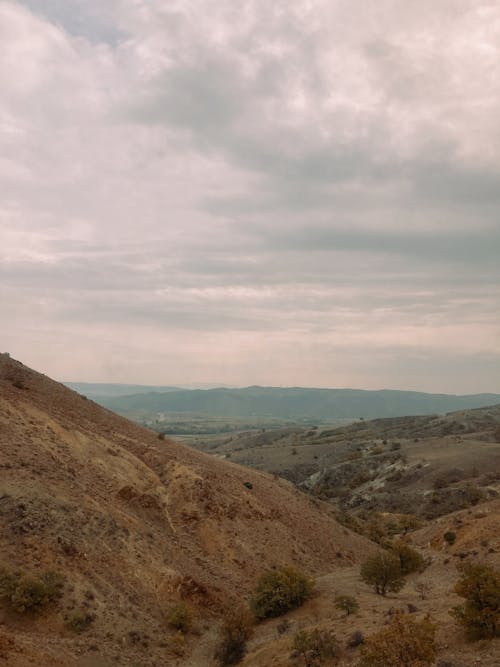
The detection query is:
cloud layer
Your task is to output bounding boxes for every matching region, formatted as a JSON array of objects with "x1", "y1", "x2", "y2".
[{"x1": 1, "y1": 0, "x2": 499, "y2": 391}]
